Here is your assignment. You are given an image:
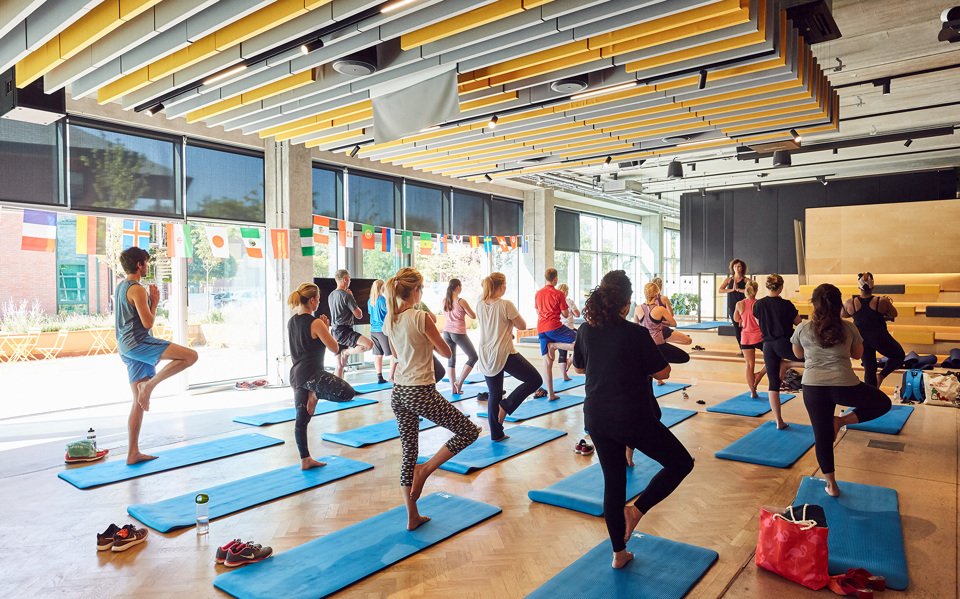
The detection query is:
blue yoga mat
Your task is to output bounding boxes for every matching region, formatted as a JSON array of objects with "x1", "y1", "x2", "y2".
[
  {"x1": 58, "y1": 433, "x2": 284, "y2": 489},
  {"x1": 233, "y1": 398, "x2": 377, "y2": 426},
  {"x1": 529, "y1": 453, "x2": 663, "y2": 516},
  {"x1": 213, "y1": 493, "x2": 501, "y2": 599},
  {"x1": 128, "y1": 456, "x2": 373, "y2": 532},
  {"x1": 438, "y1": 383, "x2": 485, "y2": 402},
  {"x1": 476, "y1": 394, "x2": 584, "y2": 422},
  {"x1": 653, "y1": 381, "x2": 690, "y2": 398},
  {"x1": 659, "y1": 407, "x2": 697, "y2": 428},
  {"x1": 677, "y1": 320, "x2": 729, "y2": 330},
  {"x1": 552, "y1": 376, "x2": 585, "y2": 392},
  {"x1": 715, "y1": 421, "x2": 814, "y2": 468},
  {"x1": 794, "y1": 477, "x2": 908, "y2": 590},
  {"x1": 442, "y1": 372, "x2": 495, "y2": 385},
  {"x1": 528, "y1": 532, "x2": 718, "y2": 599},
  {"x1": 845, "y1": 404, "x2": 914, "y2": 434},
  {"x1": 322, "y1": 417, "x2": 437, "y2": 448},
  {"x1": 353, "y1": 380, "x2": 393, "y2": 394},
  {"x1": 707, "y1": 392, "x2": 796, "y2": 417},
  {"x1": 420, "y1": 426, "x2": 566, "y2": 474}
]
